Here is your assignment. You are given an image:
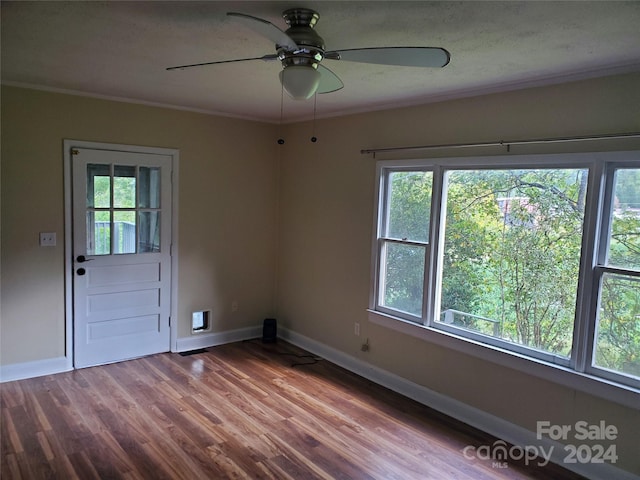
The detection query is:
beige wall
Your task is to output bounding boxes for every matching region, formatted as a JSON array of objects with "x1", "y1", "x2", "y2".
[
  {"x1": 276, "y1": 72, "x2": 640, "y2": 475},
  {"x1": 2, "y1": 73, "x2": 639, "y2": 475},
  {"x1": 1, "y1": 86, "x2": 278, "y2": 364}
]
